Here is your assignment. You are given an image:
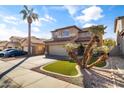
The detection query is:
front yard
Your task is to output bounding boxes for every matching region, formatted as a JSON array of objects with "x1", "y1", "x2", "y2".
[
  {"x1": 88, "y1": 57, "x2": 106, "y2": 67},
  {"x1": 42, "y1": 58, "x2": 106, "y2": 76},
  {"x1": 42, "y1": 60, "x2": 78, "y2": 76}
]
